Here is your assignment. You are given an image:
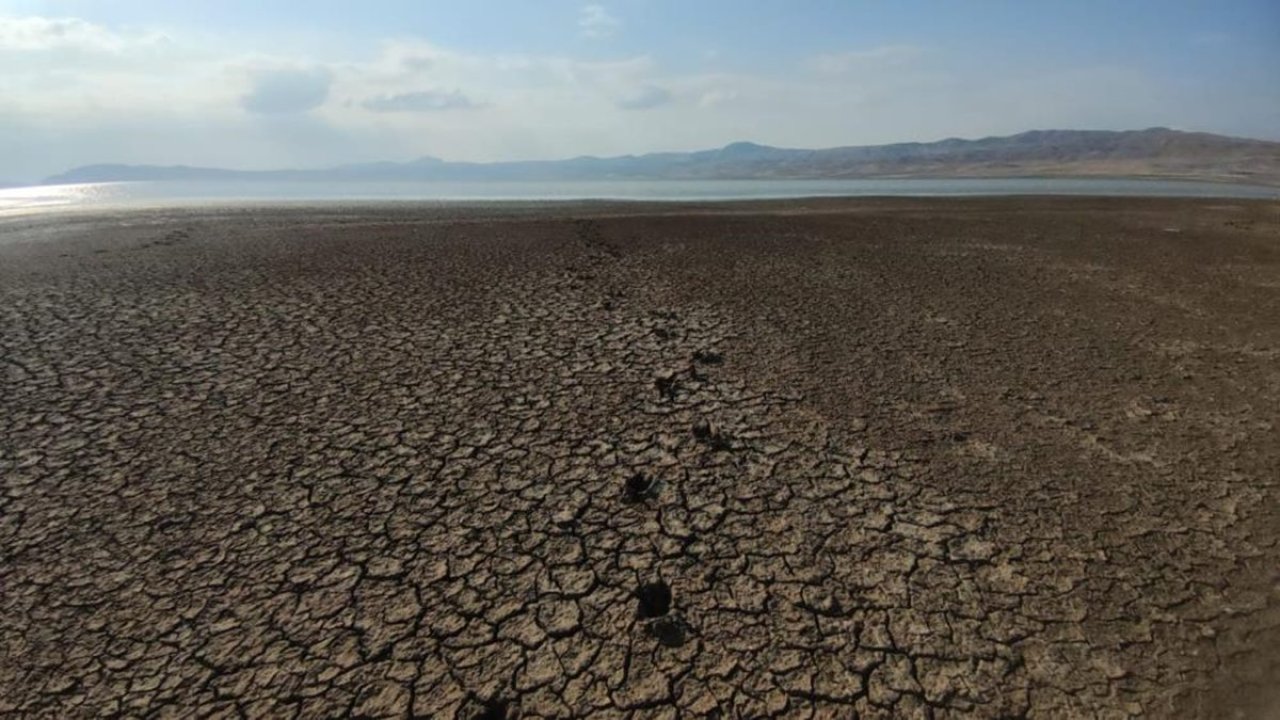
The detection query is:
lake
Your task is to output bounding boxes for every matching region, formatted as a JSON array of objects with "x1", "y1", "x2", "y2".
[{"x1": 1, "y1": 177, "x2": 1276, "y2": 216}]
